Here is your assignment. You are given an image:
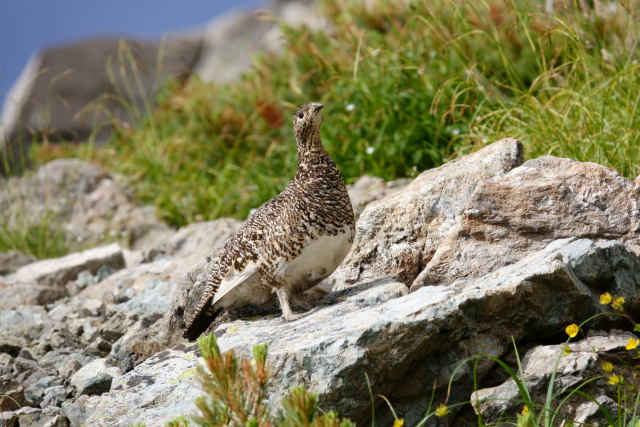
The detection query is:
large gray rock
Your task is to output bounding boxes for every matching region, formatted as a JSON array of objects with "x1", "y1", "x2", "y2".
[
  {"x1": 195, "y1": 0, "x2": 326, "y2": 83},
  {"x1": 0, "y1": 37, "x2": 200, "y2": 175},
  {"x1": 471, "y1": 331, "x2": 636, "y2": 425},
  {"x1": 15, "y1": 243, "x2": 124, "y2": 287},
  {"x1": 325, "y1": 138, "x2": 524, "y2": 290},
  {"x1": 412, "y1": 156, "x2": 640, "y2": 290},
  {"x1": 85, "y1": 238, "x2": 640, "y2": 425}
]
